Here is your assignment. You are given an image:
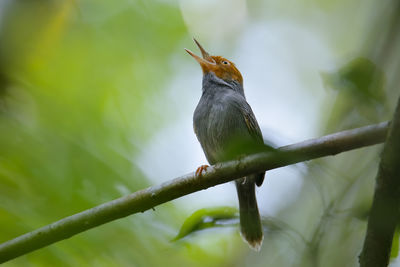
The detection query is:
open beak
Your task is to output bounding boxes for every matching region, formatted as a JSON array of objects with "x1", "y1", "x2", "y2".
[
  {"x1": 185, "y1": 38, "x2": 216, "y2": 72},
  {"x1": 193, "y1": 38, "x2": 215, "y2": 63}
]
